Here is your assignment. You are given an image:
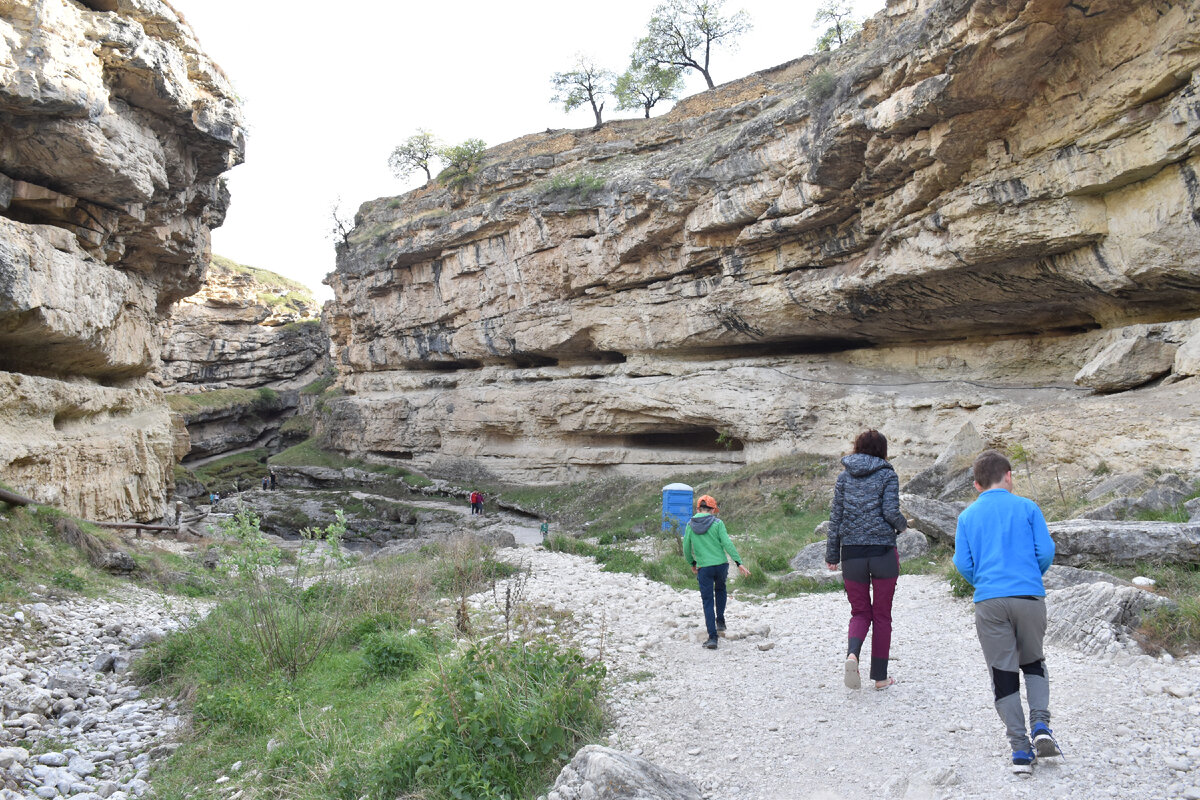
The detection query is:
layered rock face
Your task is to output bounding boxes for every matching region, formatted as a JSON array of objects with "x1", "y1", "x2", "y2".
[
  {"x1": 159, "y1": 256, "x2": 328, "y2": 465},
  {"x1": 325, "y1": 0, "x2": 1200, "y2": 485},
  {"x1": 0, "y1": 0, "x2": 244, "y2": 519},
  {"x1": 158, "y1": 255, "x2": 326, "y2": 391}
]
